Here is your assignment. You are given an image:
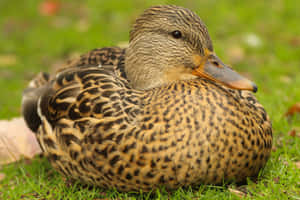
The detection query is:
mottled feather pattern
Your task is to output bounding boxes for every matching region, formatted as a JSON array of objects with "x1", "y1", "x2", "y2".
[
  {"x1": 32, "y1": 57, "x2": 272, "y2": 191},
  {"x1": 22, "y1": 5, "x2": 272, "y2": 192},
  {"x1": 130, "y1": 5, "x2": 213, "y2": 51},
  {"x1": 64, "y1": 47, "x2": 126, "y2": 78}
]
